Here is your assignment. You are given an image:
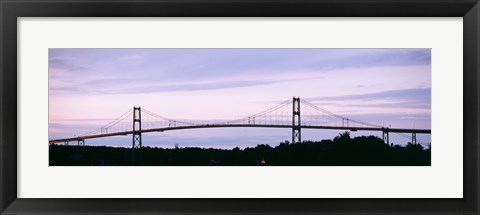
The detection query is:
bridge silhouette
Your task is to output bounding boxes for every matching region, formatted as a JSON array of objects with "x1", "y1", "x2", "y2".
[{"x1": 49, "y1": 97, "x2": 431, "y2": 149}]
